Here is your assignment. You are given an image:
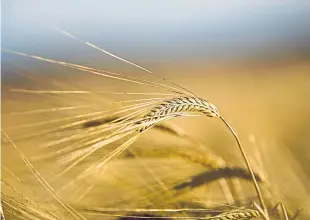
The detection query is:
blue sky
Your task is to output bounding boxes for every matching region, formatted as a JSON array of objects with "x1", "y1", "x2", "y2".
[{"x1": 2, "y1": 1, "x2": 310, "y2": 62}]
